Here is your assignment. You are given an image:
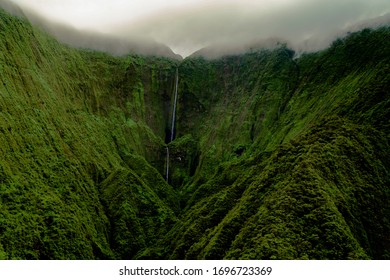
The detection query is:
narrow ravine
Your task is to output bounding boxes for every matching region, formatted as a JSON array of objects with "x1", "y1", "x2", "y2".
[{"x1": 166, "y1": 68, "x2": 179, "y2": 182}]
